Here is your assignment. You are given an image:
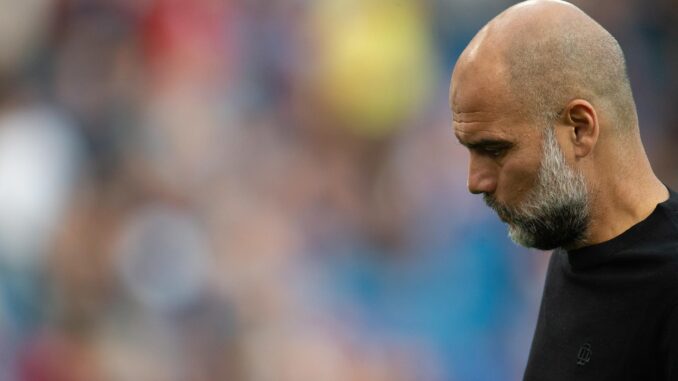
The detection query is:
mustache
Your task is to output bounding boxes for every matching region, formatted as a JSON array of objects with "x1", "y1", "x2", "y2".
[{"x1": 483, "y1": 194, "x2": 514, "y2": 222}]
